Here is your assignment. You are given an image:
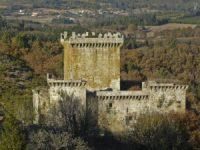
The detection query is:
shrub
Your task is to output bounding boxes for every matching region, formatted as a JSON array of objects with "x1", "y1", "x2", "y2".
[
  {"x1": 26, "y1": 128, "x2": 90, "y2": 150},
  {"x1": 124, "y1": 113, "x2": 191, "y2": 150},
  {"x1": 0, "y1": 115, "x2": 24, "y2": 150}
]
